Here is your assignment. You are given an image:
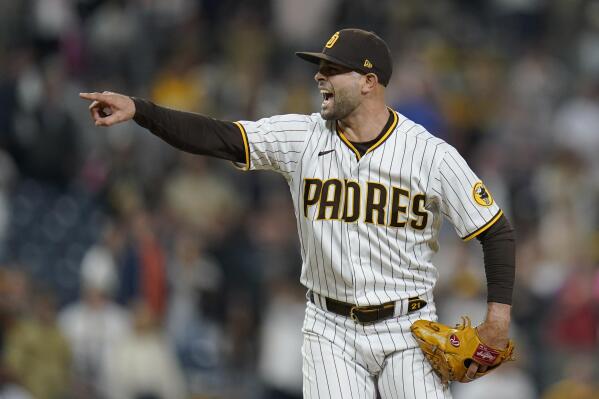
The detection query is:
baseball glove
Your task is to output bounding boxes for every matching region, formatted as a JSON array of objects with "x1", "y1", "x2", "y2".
[{"x1": 410, "y1": 316, "x2": 514, "y2": 384}]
